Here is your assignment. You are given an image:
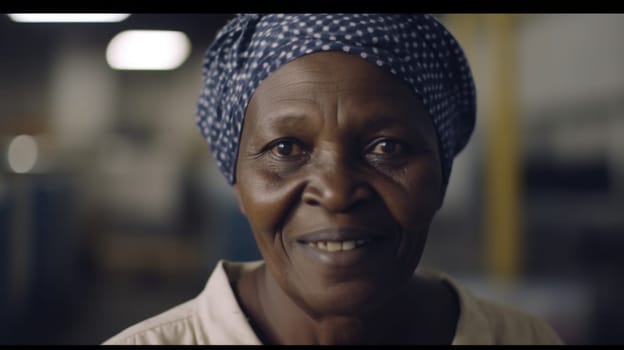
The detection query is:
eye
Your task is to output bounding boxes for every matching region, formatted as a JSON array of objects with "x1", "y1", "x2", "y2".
[
  {"x1": 369, "y1": 139, "x2": 404, "y2": 155},
  {"x1": 269, "y1": 139, "x2": 305, "y2": 157}
]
